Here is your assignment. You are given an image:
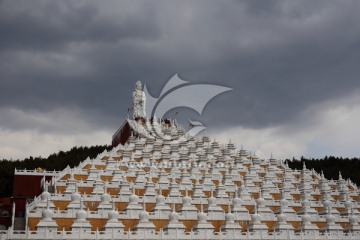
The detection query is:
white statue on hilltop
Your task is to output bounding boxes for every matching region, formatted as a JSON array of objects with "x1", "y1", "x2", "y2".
[{"x1": 132, "y1": 81, "x2": 146, "y2": 119}]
